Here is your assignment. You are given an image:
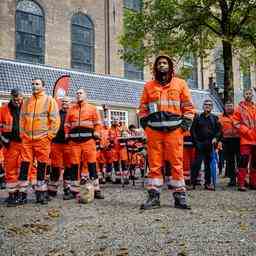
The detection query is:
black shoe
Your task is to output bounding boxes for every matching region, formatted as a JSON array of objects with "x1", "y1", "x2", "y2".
[
  {"x1": 94, "y1": 190, "x2": 104, "y2": 199},
  {"x1": 63, "y1": 188, "x2": 76, "y2": 200},
  {"x1": 140, "y1": 189, "x2": 160, "y2": 210},
  {"x1": 36, "y1": 191, "x2": 48, "y2": 205},
  {"x1": 123, "y1": 178, "x2": 129, "y2": 185},
  {"x1": 227, "y1": 181, "x2": 236, "y2": 187},
  {"x1": 113, "y1": 178, "x2": 122, "y2": 184},
  {"x1": 105, "y1": 176, "x2": 112, "y2": 183},
  {"x1": 99, "y1": 178, "x2": 106, "y2": 185},
  {"x1": 6, "y1": 192, "x2": 19, "y2": 207},
  {"x1": 173, "y1": 191, "x2": 191, "y2": 210},
  {"x1": 48, "y1": 190, "x2": 57, "y2": 198},
  {"x1": 18, "y1": 192, "x2": 27, "y2": 205},
  {"x1": 80, "y1": 177, "x2": 88, "y2": 185}
]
